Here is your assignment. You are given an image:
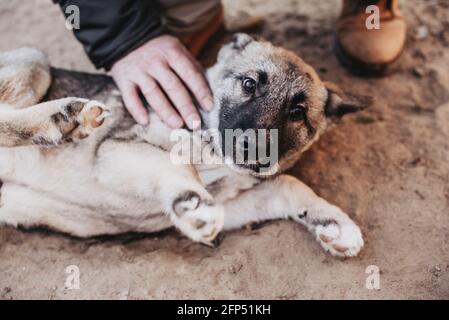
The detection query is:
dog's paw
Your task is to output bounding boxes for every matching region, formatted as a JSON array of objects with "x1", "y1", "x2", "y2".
[
  {"x1": 50, "y1": 98, "x2": 110, "y2": 142},
  {"x1": 313, "y1": 220, "x2": 364, "y2": 258},
  {"x1": 171, "y1": 191, "x2": 224, "y2": 247}
]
